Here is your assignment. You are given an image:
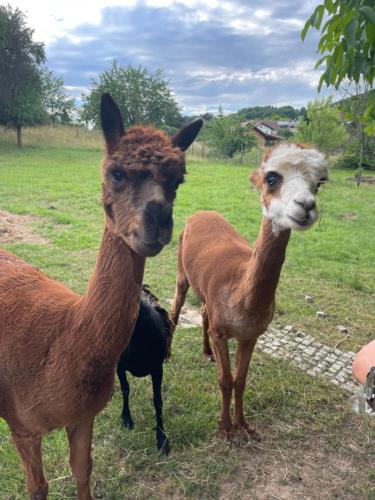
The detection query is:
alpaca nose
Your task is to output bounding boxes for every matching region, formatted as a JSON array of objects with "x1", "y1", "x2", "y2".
[
  {"x1": 144, "y1": 201, "x2": 173, "y2": 227},
  {"x1": 293, "y1": 193, "x2": 316, "y2": 212}
]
